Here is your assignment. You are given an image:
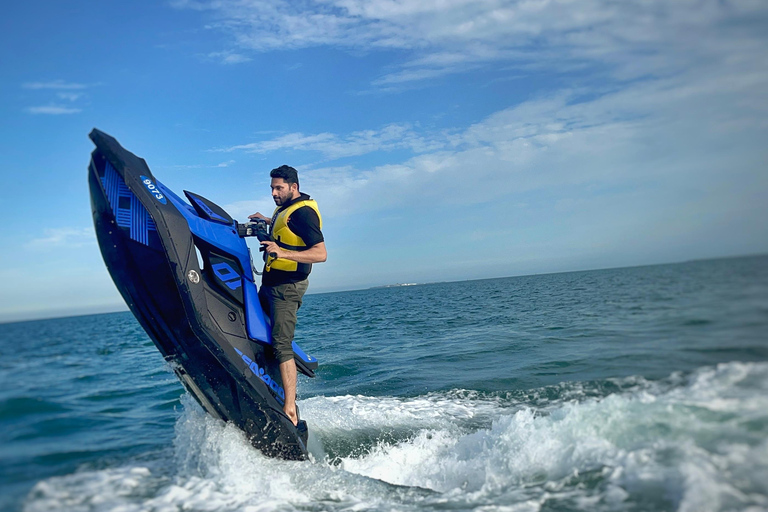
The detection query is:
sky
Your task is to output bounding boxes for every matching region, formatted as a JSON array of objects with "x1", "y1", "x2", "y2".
[{"x1": 1, "y1": 0, "x2": 767, "y2": 322}]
